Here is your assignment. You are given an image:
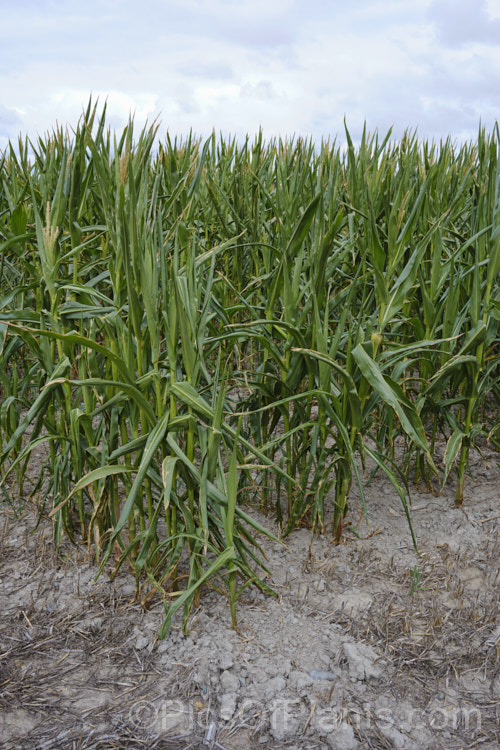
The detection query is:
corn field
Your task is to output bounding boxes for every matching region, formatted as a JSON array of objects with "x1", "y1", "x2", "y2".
[{"x1": 0, "y1": 102, "x2": 499, "y2": 635}]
